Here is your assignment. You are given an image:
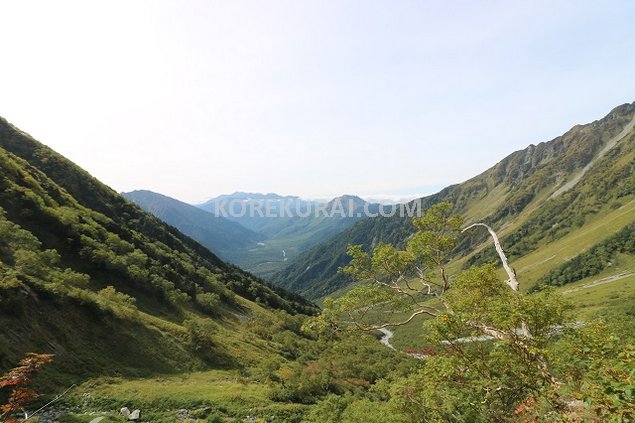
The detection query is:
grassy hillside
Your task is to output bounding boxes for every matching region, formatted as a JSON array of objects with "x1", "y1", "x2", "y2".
[
  {"x1": 0, "y1": 116, "x2": 317, "y2": 392},
  {"x1": 273, "y1": 102, "x2": 635, "y2": 300}
]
